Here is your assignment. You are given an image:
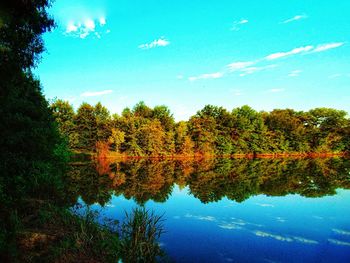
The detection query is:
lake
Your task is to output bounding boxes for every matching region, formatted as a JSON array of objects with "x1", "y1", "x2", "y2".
[{"x1": 68, "y1": 157, "x2": 350, "y2": 262}]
